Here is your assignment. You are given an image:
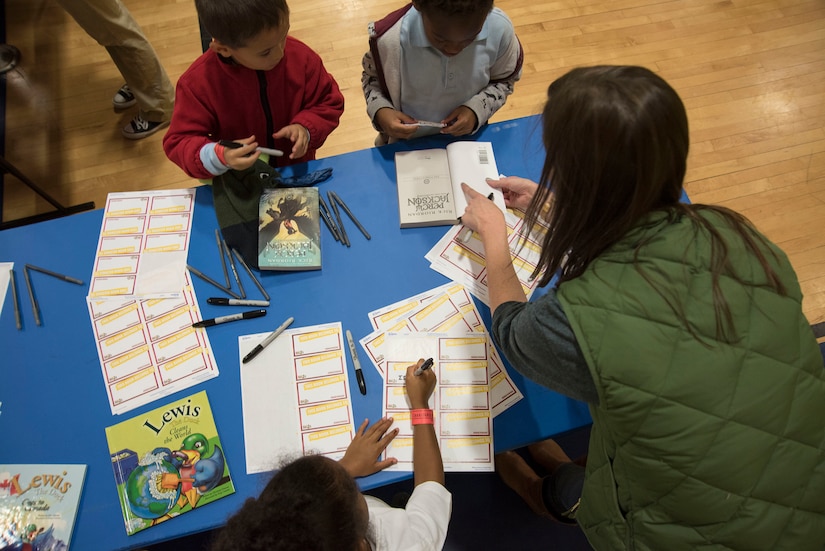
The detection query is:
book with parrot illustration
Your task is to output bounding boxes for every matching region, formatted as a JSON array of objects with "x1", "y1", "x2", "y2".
[
  {"x1": 104, "y1": 390, "x2": 234, "y2": 536},
  {"x1": 0, "y1": 464, "x2": 86, "y2": 550},
  {"x1": 258, "y1": 186, "x2": 321, "y2": 271}
]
